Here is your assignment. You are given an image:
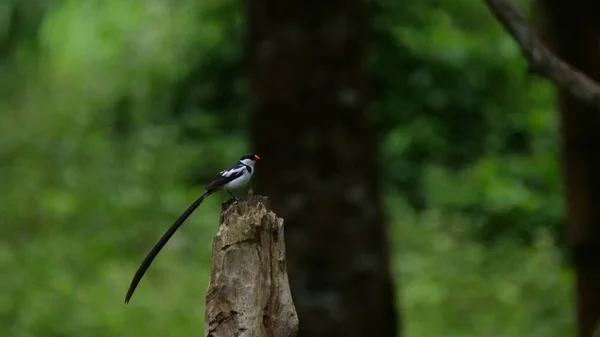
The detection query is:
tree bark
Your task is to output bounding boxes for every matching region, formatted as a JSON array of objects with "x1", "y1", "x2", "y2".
[
  {"x1": 246, "y1": 1, "x2": 398, "y2": 336},
  {"x1": 205, "y1": 194, "x2": 299, "y2": 337},
  {"x1": 540, "y1": 1, "x2": 600, "y2": 336}
]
